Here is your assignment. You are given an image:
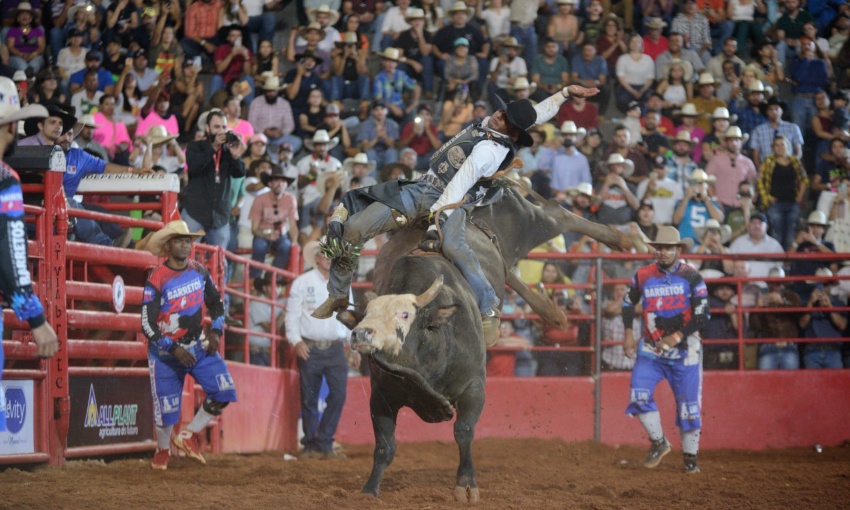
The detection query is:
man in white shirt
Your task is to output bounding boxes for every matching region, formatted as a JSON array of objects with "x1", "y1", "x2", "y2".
[
  {"x1": 728, "y1": 212, "x2": 784, "y2": 280},
  {"x1": 313, "y1": 85, "x2": 600, "y2": 344},
  {"x1": 637, "y1": 156, "x2": 684, "y2": 225},
  {"x1": 295, "y1": 130, "x2": 343, "y2": 232},
  {"x1": 241, "y1": 0, "x2": 278, "y2": 51},
  {"x1": 286, "y1": 241, "x2": 354, "y2": 460}
]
